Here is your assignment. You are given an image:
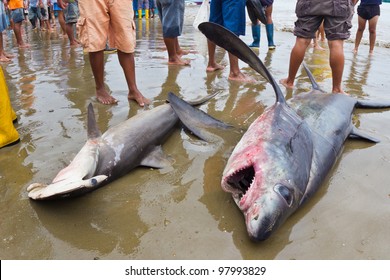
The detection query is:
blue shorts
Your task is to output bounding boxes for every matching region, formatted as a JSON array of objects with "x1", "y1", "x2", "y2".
[
  {"x1": 10, "y1": 8, "x2": 24, "y2": 24},
  {"x1": 209, "y1": 0, "x2": 246, "y2": 36},
  {"x1": 156, "y1": 0, "x2": 184, "y2": 38},
  {"x1": 53, "y1": 3, "x2": 62, "y2": 11},
  {"x1": 64, "y1": 2, "x2": 79, "y2": 24},
  {"x1": 0, "y1": 4, "x2": 8, "y2": 32}
]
